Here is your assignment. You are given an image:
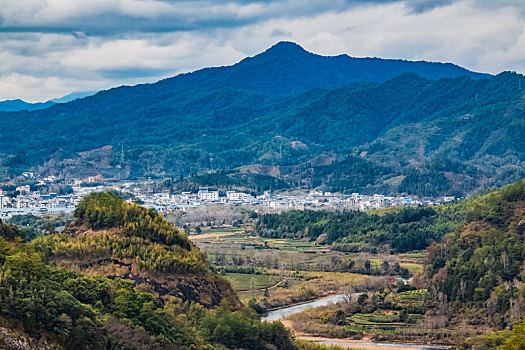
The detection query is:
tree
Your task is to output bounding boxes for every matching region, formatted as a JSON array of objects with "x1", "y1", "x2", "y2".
[
  {"x1": 358, "y1": 294, "x2": 368, "y2": 305},
  {"x1": 382, "y1": 260, "x2": 390, "y2": 272},
  {"x1": 364, "y1": 260, "x2": 371, "y2": 273},
  {"x1": 499, "y1": 317, "x2": 525, "y2": 350}
]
